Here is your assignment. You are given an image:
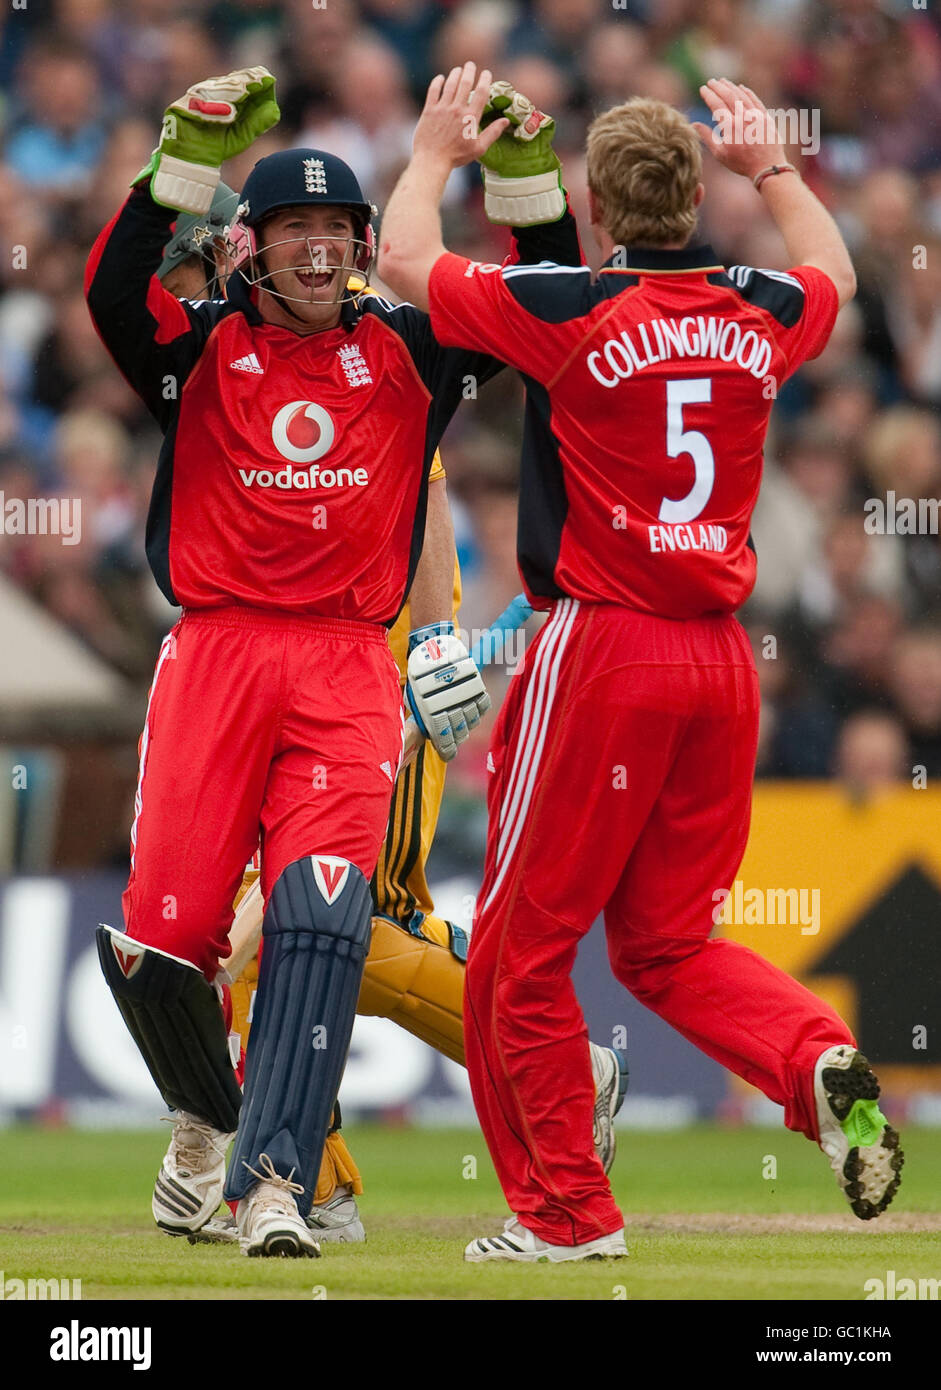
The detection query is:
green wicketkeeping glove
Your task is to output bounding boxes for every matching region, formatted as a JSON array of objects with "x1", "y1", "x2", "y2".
[
  {"x1": 479, "y1": 80, "x2": 565, "y2": 225},
  {"x1": 135, "y1": 66, "x2": 279, "y2": 215}
]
